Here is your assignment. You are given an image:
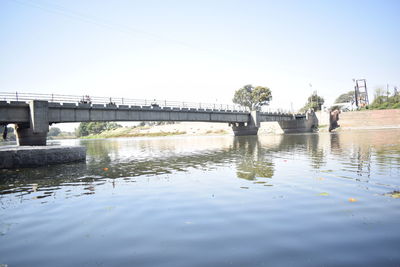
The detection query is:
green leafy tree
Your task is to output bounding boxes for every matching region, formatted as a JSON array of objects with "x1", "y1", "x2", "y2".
[
  {"x1": 233, "y1": 84, "x2": 272, "y2": 111},
  {"x1": 368, "y1": 88, "x2": 400, "y2": 109},
  {"x1": 335, "y1": 91, "x2": 355, "y2": 104},
  {"x1": 48, "y1": 127, "x2": 61, "y2": 137},
  {"x1": 76, "y1": 122, "x2": 121, "y2": 137},
  {"x1": 300, "y1": 92, "x2": 325, "y2": 112}
]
